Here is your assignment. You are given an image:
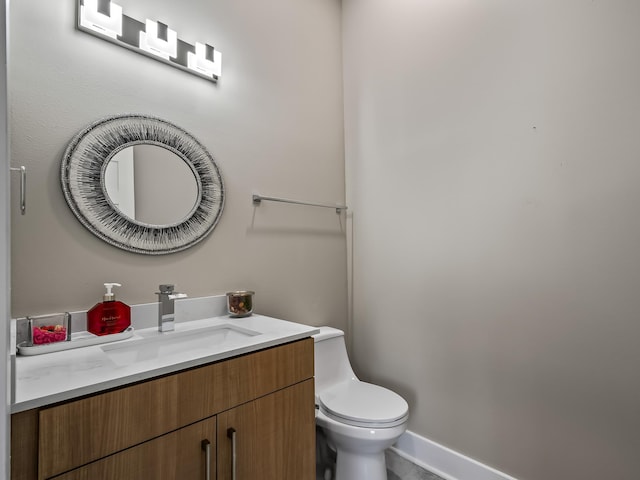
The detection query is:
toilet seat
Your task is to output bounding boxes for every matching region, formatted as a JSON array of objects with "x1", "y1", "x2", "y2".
[{"x1": 318, "y1": 381, "x2": 409, "y2": 428}]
